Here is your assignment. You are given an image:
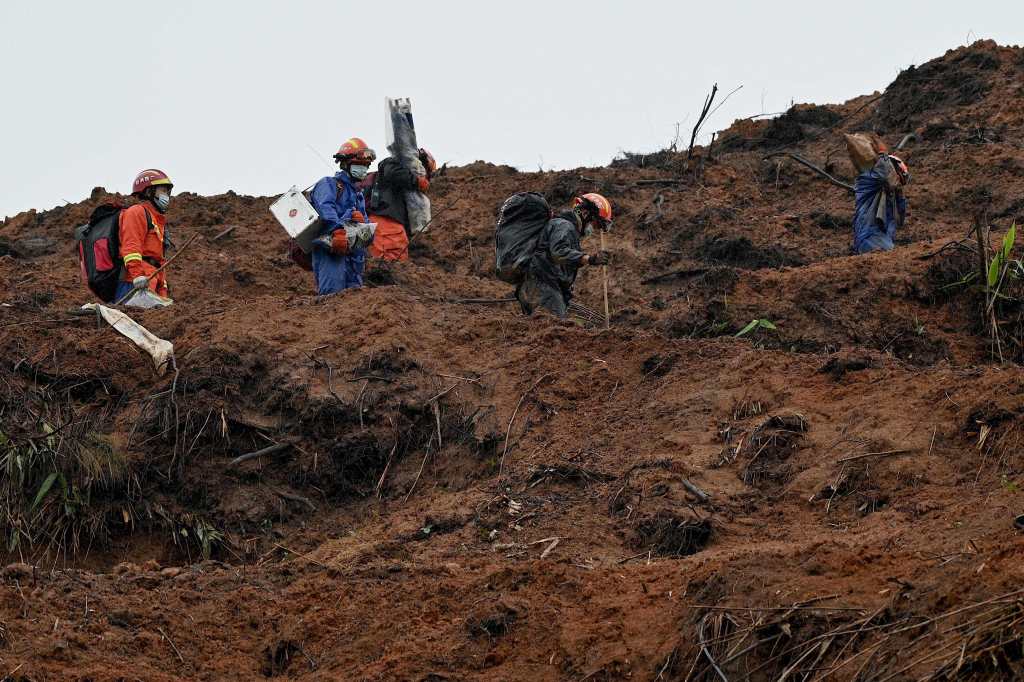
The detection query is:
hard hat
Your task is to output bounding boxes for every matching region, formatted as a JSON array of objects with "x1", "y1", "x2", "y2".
[
  {"x1": 418, "y1": 148, "x2": 437, "y2": 176},
  {"x1": 574, "y1": 193, "x2": 613, "y2": 226},
  {"x1": 132, "y1": 169, "x2": 173, "y2": 195},
  {"x1": 334, "y1": 137, "x2": 376, "y2": 164}
]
